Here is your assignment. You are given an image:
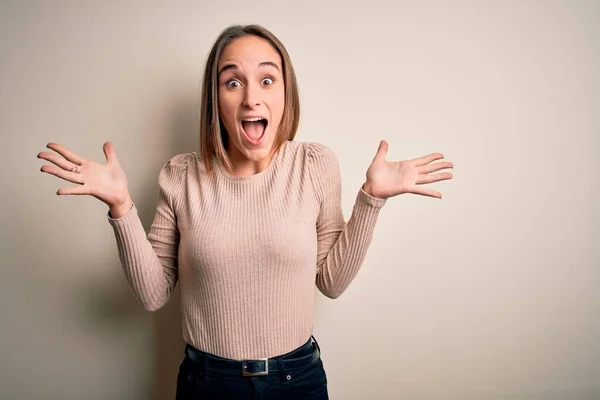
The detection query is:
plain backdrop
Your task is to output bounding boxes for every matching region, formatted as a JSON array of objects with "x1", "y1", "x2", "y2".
[{"x1": 1, "y1": 1, "x2": 599, "y2": 399}]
